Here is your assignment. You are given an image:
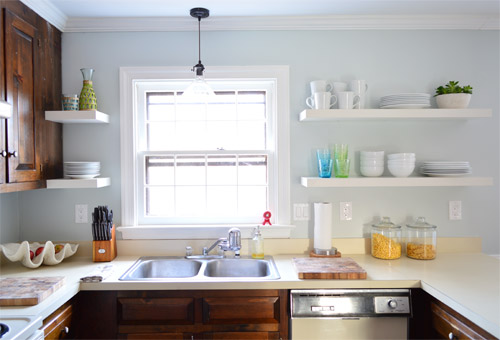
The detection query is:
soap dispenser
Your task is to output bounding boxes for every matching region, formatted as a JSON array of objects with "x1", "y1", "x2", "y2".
[{"x1": 251, "y1": 226, "x2": 264, "y2": 259}]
